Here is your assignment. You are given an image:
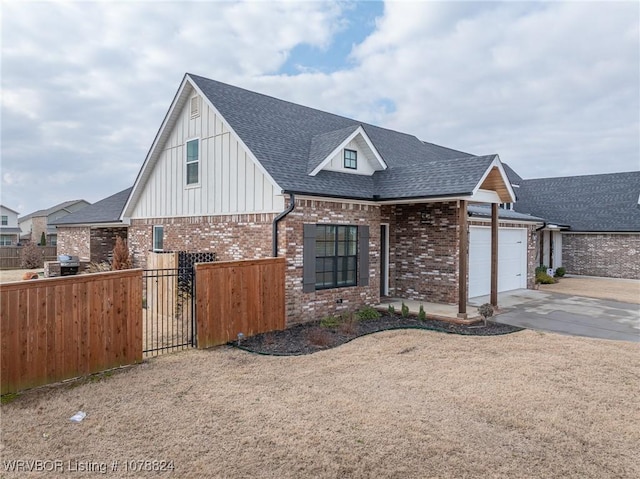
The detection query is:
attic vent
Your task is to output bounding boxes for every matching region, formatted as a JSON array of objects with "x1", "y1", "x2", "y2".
[{"x1": 190, "y1": 95, "x2": 200, "y2": 118}]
